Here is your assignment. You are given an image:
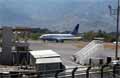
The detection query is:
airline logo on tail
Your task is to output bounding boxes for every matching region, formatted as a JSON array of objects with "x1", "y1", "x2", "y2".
[{"x1": 71, "y1": 24, "x2": 79, "y2": 35}]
